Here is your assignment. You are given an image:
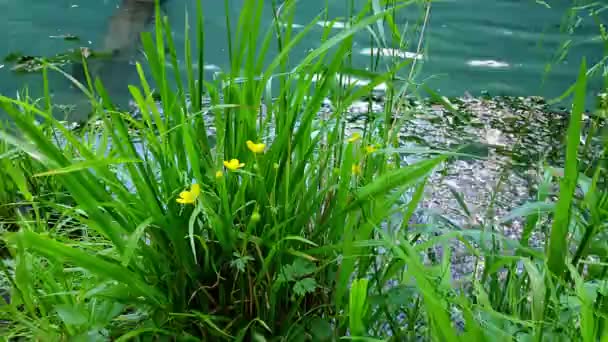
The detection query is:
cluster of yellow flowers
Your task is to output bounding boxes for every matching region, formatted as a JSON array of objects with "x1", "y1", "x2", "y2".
[
  {"x1": 346, "y1": 132, "x2": 378, "y2": 176},
  {"x1": 177, "y1": 140, "x2": 267, "y2": 205},
  {"x1": 177, "y1": 132, "x2": 378, "y2": 205}
]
